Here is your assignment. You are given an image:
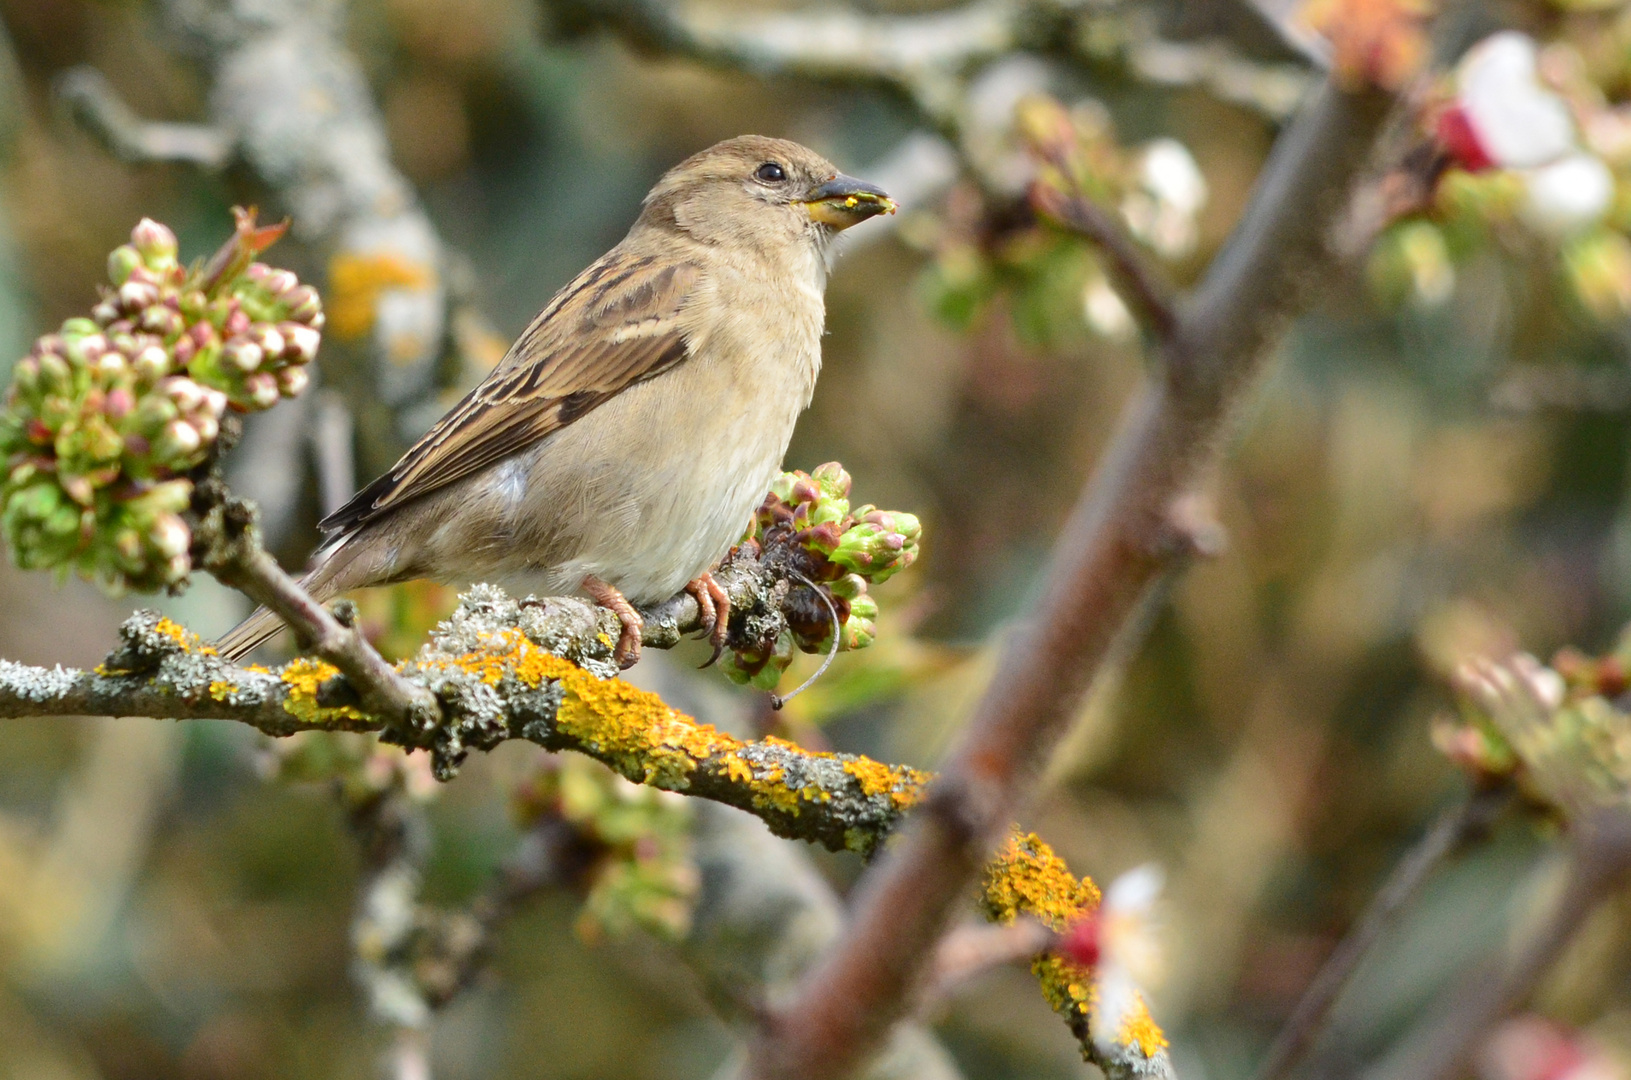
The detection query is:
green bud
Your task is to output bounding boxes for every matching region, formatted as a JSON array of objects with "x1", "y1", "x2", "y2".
[
  {"x1": 127, "y1": 394, "x2": 179, "y2": 436},
  {"x1": 831, "y1": 522, "x2": 914, "y2": 581},
  {"x1": 37, "y1": 354, "x2": 71, "y2": 394},
  {"x1": 812, "y1": 462, "x2": 852, "y2": 500},
  {"x1": 107, "y1": 245, "x2": 143, "y2": 286},
  {"x1": 131, "y1": 218, "x2": 179, "y2": 266},
  {"x1": 840, "y1": 592, "x2": 878, "y2": 651},
  {"x1": 829, "y1": 573, "x2": 868, "y2": 602}
]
